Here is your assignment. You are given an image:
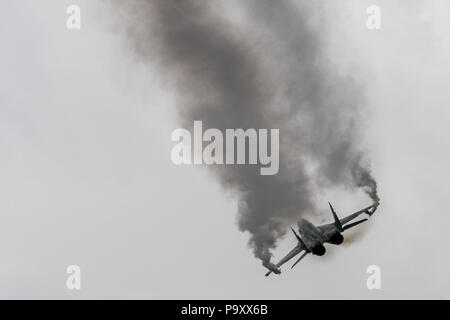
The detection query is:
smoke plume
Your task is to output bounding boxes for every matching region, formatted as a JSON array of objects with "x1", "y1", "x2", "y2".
[{"x1": 110, "y1": 0, "x2": 379, "y2": 262}]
